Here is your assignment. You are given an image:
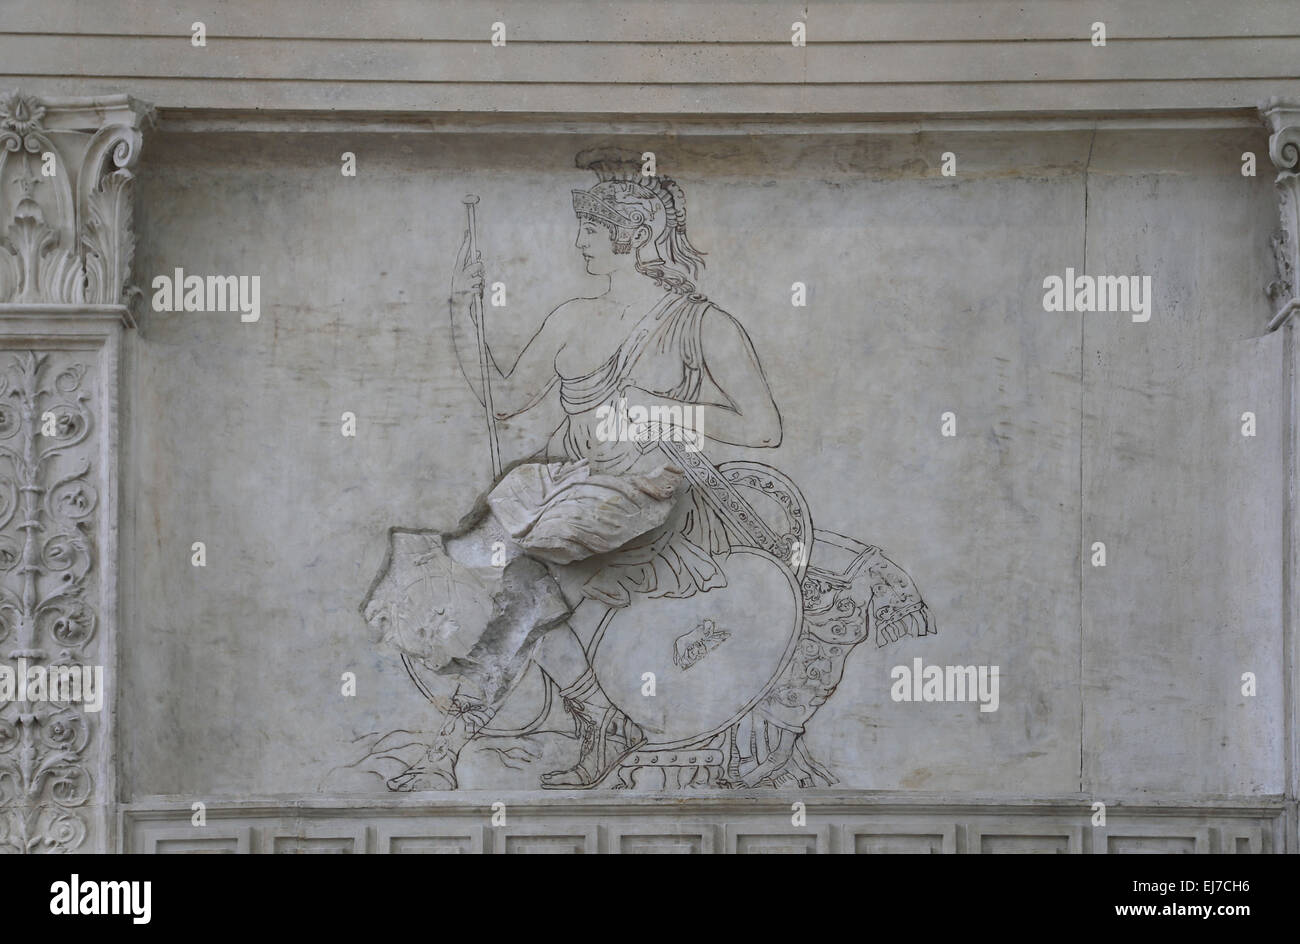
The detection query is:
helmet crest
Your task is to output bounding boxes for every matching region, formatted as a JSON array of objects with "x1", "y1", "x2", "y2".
[{"x1": 572, "y1": 148, "x2": 705, "y2": 288}]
